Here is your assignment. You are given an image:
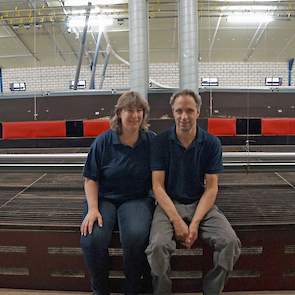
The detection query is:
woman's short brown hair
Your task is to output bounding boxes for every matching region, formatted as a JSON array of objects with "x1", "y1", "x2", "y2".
[{"x1": 110, "y1": 91, "x2": 150, "y2": 134}]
